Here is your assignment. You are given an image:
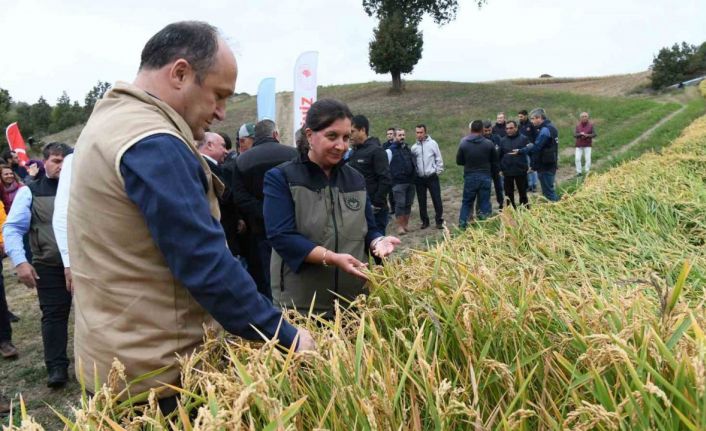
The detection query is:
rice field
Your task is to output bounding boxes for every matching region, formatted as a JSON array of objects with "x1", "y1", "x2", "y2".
[{"x1": 6, "y1": 85, "x2": 706, "y2": 431}]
